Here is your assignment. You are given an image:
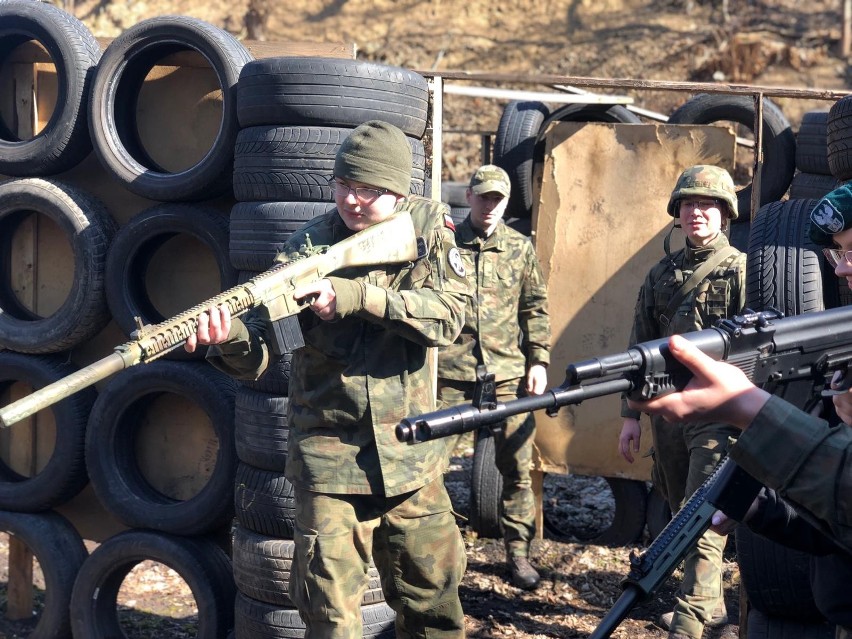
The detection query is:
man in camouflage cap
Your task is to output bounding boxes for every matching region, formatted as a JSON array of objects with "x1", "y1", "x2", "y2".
[
  {"x1": 187, "y1": 120, "x2": 472, "y2": 637},
  {"x1": 618, "y1": 165, "x2": 745, "y2": 639},
  {"x1": 437, "y1": 164, "x2": 551, "y2": 589}
]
